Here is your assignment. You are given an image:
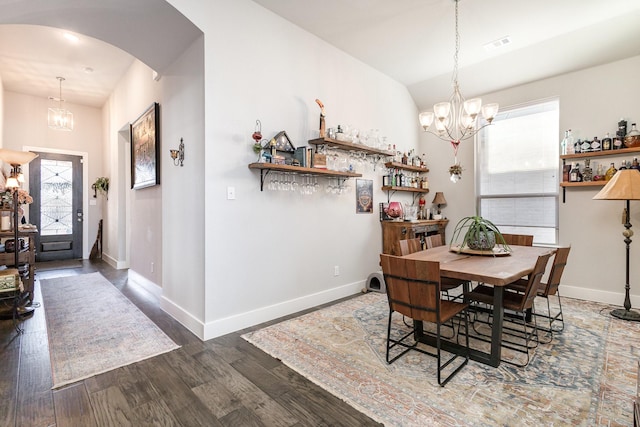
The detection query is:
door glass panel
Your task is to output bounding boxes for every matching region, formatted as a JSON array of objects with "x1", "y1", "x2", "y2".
[{"x1": 40, "y1": 159, "x2": 73, "y2": 236}]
